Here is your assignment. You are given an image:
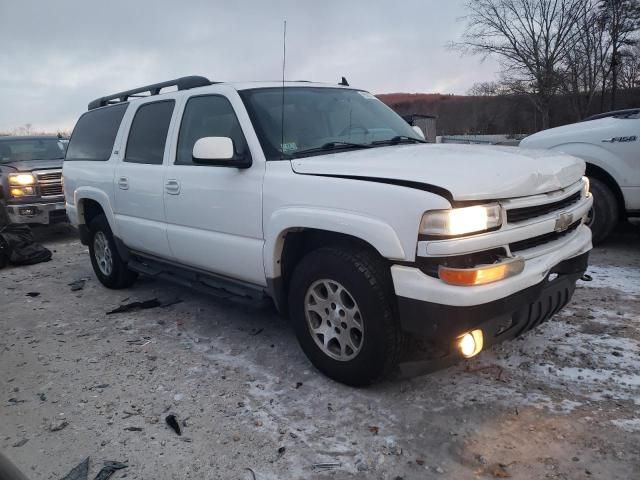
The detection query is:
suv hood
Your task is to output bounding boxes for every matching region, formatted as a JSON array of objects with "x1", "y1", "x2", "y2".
[
  {"x1": 291, "y1": 144, "x2": 584, "y2": 202},
  {"x1": 0, "y1": 159, "x2": 64, "y2": 172}
]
